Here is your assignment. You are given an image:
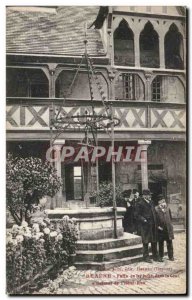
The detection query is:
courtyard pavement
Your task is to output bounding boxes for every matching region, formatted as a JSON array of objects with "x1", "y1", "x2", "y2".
[{"x1": 39, "y1": 232, "x2": 187, "y2": 295}]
